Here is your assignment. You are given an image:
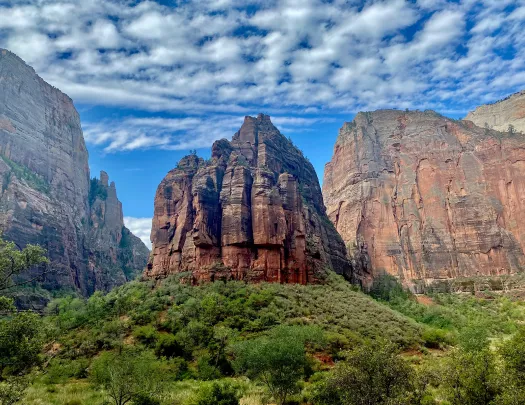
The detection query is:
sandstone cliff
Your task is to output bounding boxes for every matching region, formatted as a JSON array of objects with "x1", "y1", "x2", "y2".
[
  {"x1": 466, "y1": 90, "x2": 525, "y2": 134},
  {"x1": 323, "y1": 110, "x2": 525, "y2": 288},
  {"x1": 146, "y1": 114, "x2": 352, "y2": 284},
  {"x1": 0, "y1": 49, "x2": 149, "y2": 304}
]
